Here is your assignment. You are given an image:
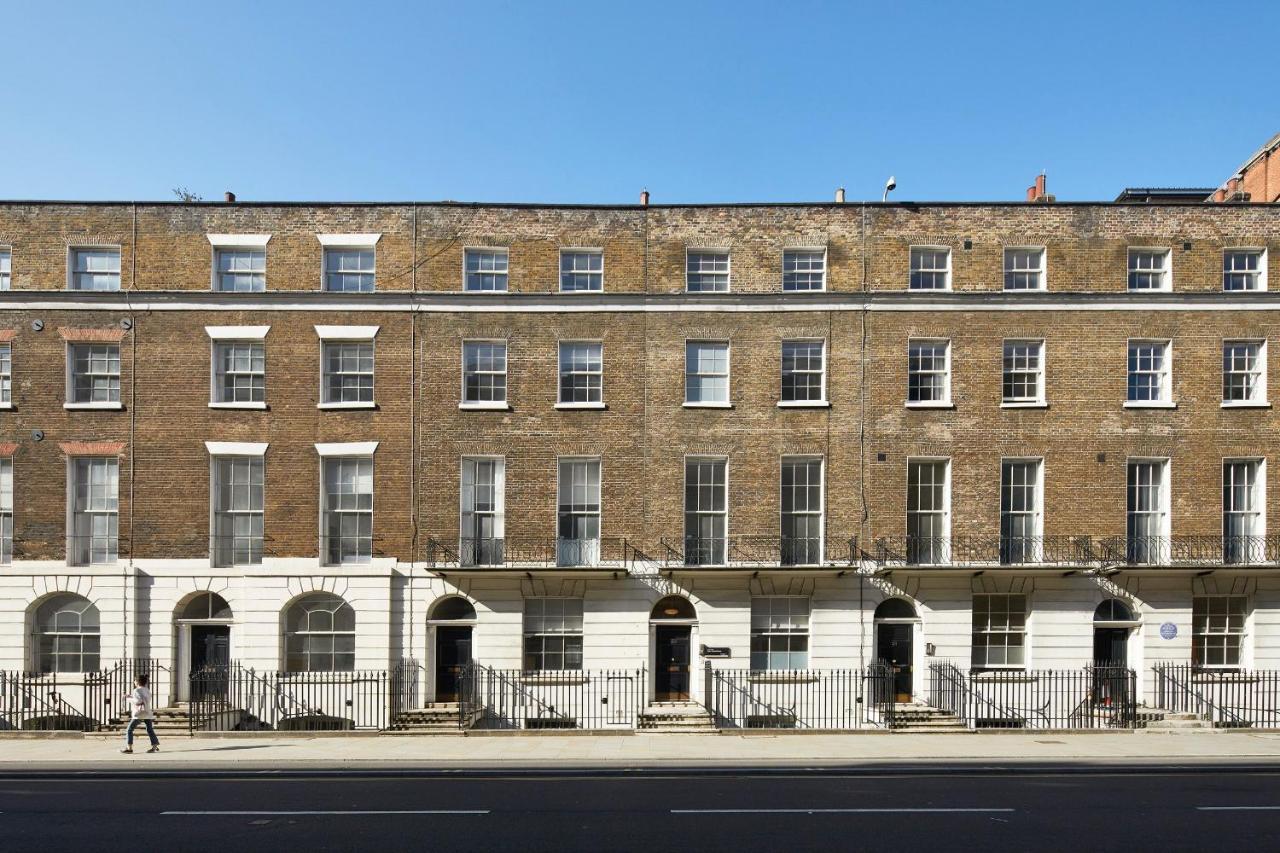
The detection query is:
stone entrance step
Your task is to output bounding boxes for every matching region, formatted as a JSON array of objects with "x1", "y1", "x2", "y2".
[
  {"x1": 639, "y1": 701, "x2": 717, "y2": 733},
  {"x1": 889, "y1": 703, "x2": 968, "y2": 732},
  {"x1": 391, "y1": 703, "x2": 482, "y2": 732}
]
